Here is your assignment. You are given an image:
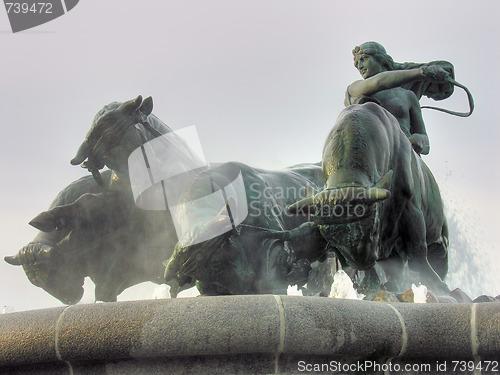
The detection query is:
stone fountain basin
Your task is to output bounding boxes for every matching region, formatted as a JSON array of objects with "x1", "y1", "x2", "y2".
[{"x1": 0, "y1": 295, "x2": 498, "y2": 374}]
